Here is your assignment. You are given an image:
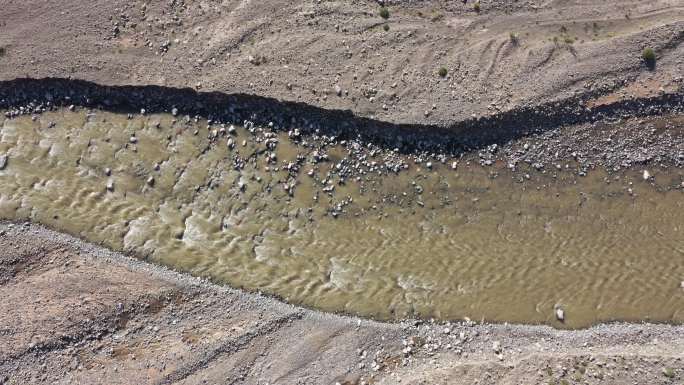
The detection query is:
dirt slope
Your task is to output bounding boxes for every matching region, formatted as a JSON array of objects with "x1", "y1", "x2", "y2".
[
  {"x1": 0, "y1": 0, "x2": 683, "y2": 125},
  {"x1": 1, "y1": 222, "x2": 682, "y2": 385}
]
